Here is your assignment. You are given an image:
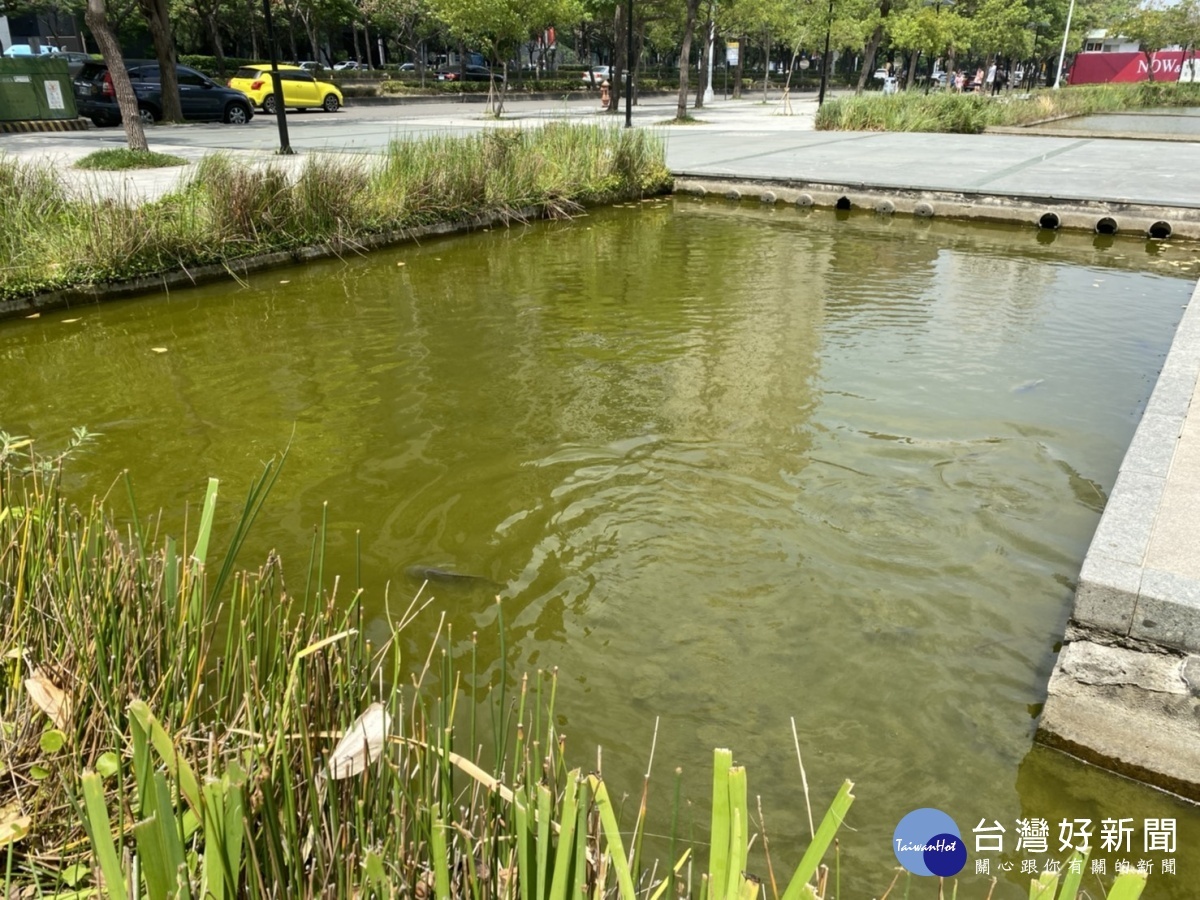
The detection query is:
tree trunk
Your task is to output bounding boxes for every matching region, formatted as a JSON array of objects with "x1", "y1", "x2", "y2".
[
  {"x1": 858, "y1": 25, "x2": 883, "y2": 93},
  {"x1": 136, "y1": 0, "x2": 182, "y2": 121},
  {"x1": 609, "y1": 3, "x2": 625, "y2": 112},
  {"x1": 694, "y1": 14, "x2": 710, "y2": 108},
  {"x1": 363, "y1": 19, "x2": 372, "y2": 67},
  {"x1": 247, "y1": 0, "x2": 259, "y2": 59},
  {"x1": 85, "y1": 0, "x2": 148, "y2": 151},
  {"x1": 204, "y1": 7, "x2": 226, "y2": 79},
  {"x1": 676, "y1": 0, "x2": 701, "y2": 119},
  {"x1": 905, "y1": 49, "x2": 918, "y2": 88},
  {"x1": 733, "y1": 31, "x2": 744, "y2": 97}
]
